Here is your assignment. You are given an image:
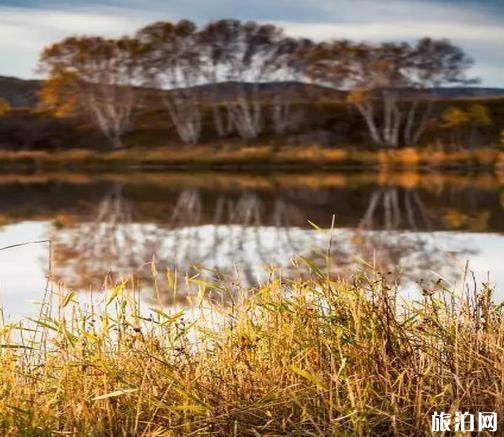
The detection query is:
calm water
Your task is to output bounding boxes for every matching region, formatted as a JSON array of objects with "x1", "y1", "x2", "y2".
[{"x1": 0, "y1": 171, "x2": 503, "y2": 318}]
